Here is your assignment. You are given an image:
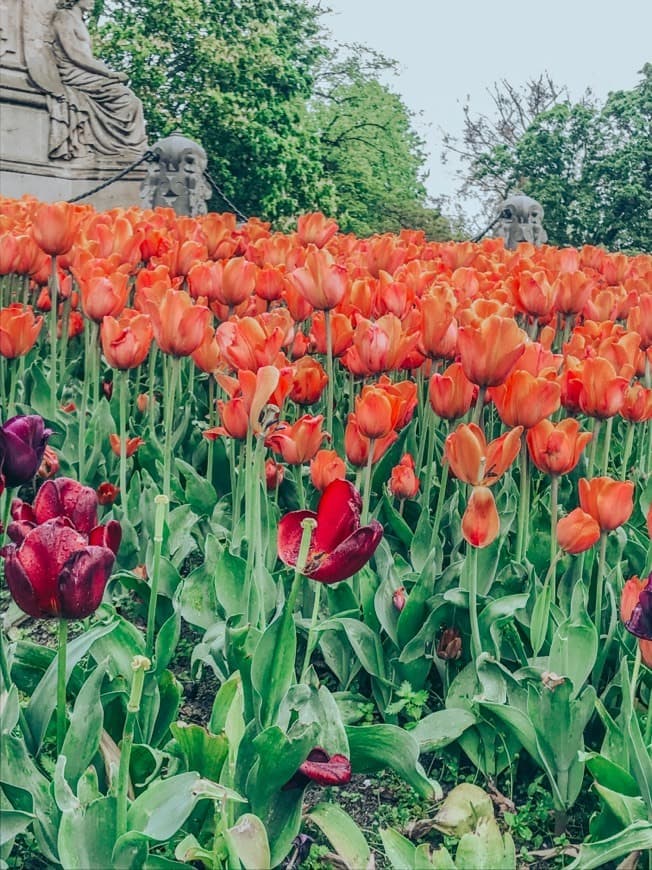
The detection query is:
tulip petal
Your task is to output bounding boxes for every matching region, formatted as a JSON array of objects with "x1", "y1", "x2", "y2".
[
  {"x1": 58, "y1": 546, "x2": 115, "y2": 620},
  {"x1": 313, "y1": 479, "x2": 363, "y2": 553},
  {"x1": 89, "y1": 520, "x2": 122, "y2": 555},
  {"x1": 2, "y1": 544, "x2": 53, "y2": 618},
  {"x1": 309, "y1": 521, "x2": 383, "y2": 584},
  {"x1": 277, "y1": 510, "x2": 318, "y2": 568},
  {"x1": 626, "y1": 578, "x2": 652, "y2": 641},
  {"x1": 299, "y1": 750, "x2": 351, "y2": 785}
]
